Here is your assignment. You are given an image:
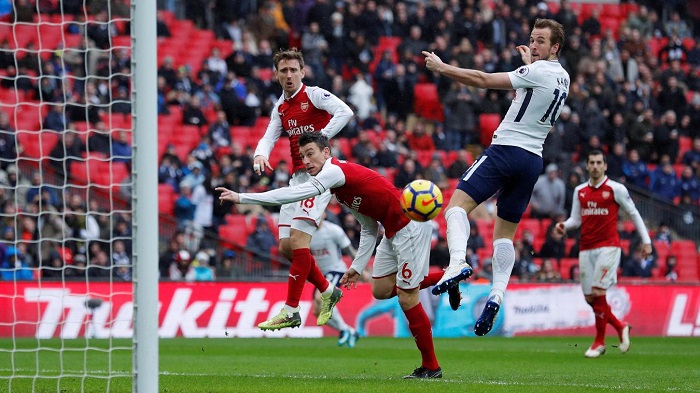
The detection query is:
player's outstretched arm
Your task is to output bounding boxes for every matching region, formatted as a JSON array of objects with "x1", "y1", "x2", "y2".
[
  {"x1": 217, "y1": 181, "x2": 323, "y2": 207},
  {"x1": 422, "y1": 51, "x2": 513, "y2": 90}
]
